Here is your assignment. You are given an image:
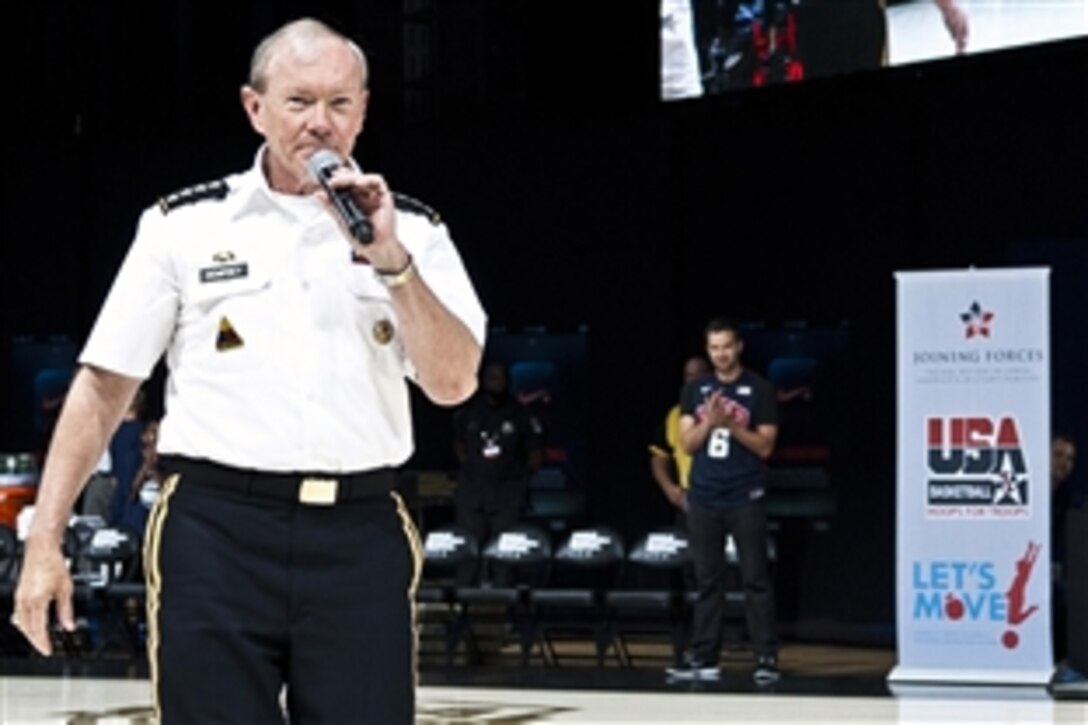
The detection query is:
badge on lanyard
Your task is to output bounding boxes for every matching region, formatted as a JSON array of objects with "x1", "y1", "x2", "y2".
[{"x1": 481, "y1": 432, "x2": 501, "y2": 459}]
